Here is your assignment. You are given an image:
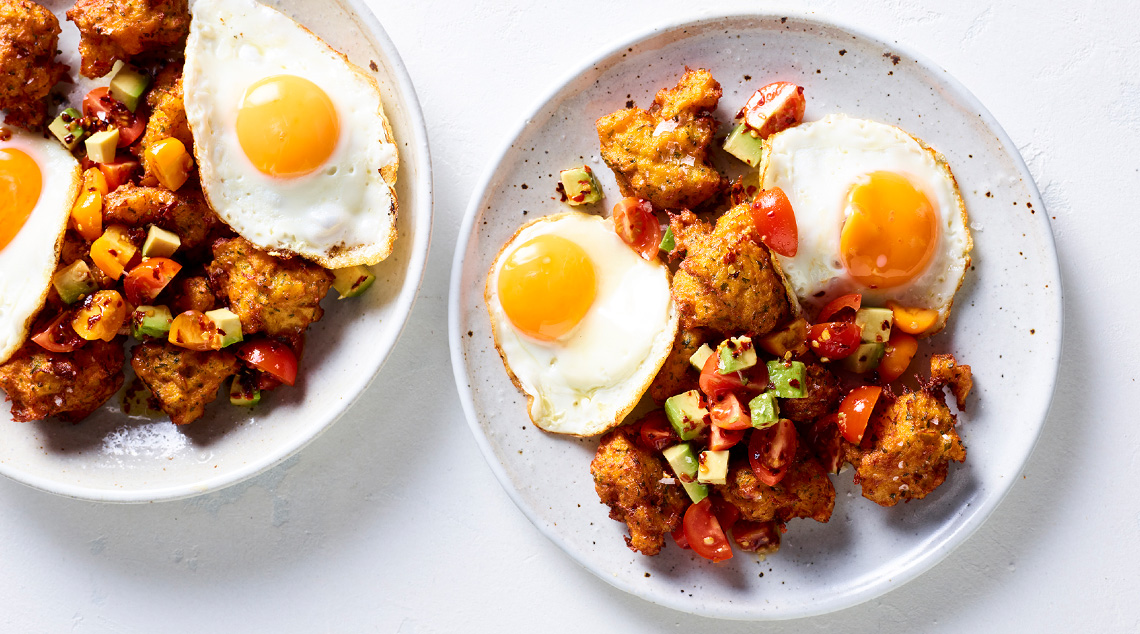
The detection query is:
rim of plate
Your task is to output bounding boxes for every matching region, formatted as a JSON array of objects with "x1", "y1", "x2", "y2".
[
  {"x1": 448, "y1": 9, "x2": 1062, "y2": 619},
  {"x1": 2, "y1": 0, "x2": 434, "y2": 504}
]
